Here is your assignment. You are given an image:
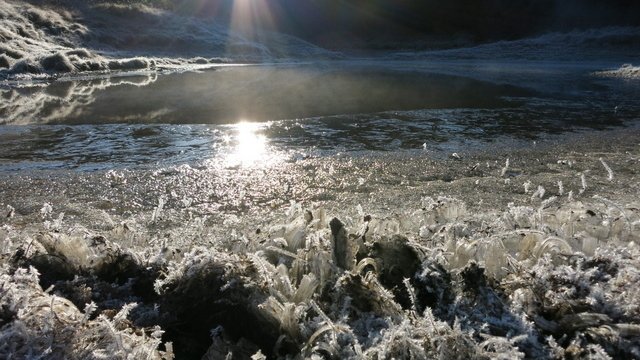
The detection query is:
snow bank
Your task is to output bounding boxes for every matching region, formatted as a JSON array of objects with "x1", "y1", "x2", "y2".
[{"x1": 594, "y1": 63, "x2": 640, "y2": 79}]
